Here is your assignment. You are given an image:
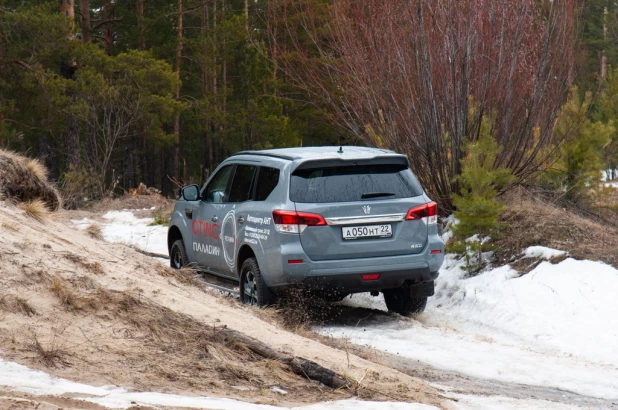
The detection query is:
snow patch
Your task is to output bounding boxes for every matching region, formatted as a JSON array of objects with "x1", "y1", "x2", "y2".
[
  {"x1": 326, "y1": 255, "x2": 618, "y2": 400},
  {"x1": 523, "y1": 246, "x2": 567, "y2": 260},
  {"x1": 99, "y1": 210, "x2": 168, "y2": 255},
  {"x1": 0, "y1": 357, "x2": 435, "y2": 409}
]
